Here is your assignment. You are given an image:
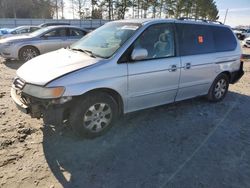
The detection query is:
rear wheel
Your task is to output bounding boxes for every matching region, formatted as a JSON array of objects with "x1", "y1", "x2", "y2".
[
  {"x1": 207, "y1": 73, "x2": 229, "y2": 102},
  {"x1": 69, "y1": 92, "x2": 118, "y2": 138},
  {"x1": 19, "y1": 46, "x2": 39, "y2": 61}
]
